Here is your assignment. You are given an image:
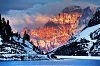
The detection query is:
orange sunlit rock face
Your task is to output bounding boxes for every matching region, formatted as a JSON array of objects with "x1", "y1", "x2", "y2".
[
  {"x1": 50, "y1": 12, "x2": 81, "y2": 24},
  {"x1": 23, "y1": 12, "x2": 82, "y2": 52}
]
